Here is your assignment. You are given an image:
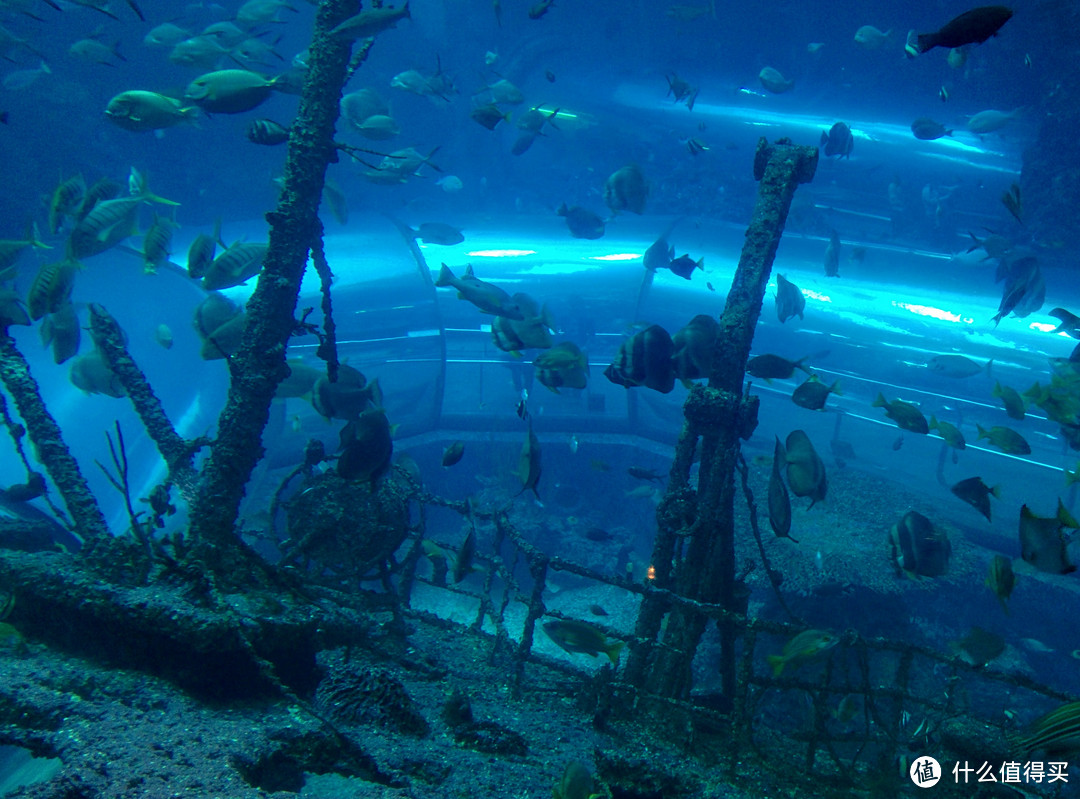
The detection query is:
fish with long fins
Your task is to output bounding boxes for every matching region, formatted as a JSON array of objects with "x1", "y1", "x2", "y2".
[
  {"x1": 604, "y1": 324, "x2": 675, "y2": 393},
  {"x1": 768, "y1": 436, "x2": 795, "y2": 541}
]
